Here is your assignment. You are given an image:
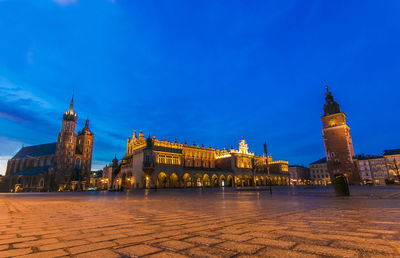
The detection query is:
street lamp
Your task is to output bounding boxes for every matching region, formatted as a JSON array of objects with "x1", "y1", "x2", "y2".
[{"x1": 264, "y1": 142, "x2": 272, "y2": 195}]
